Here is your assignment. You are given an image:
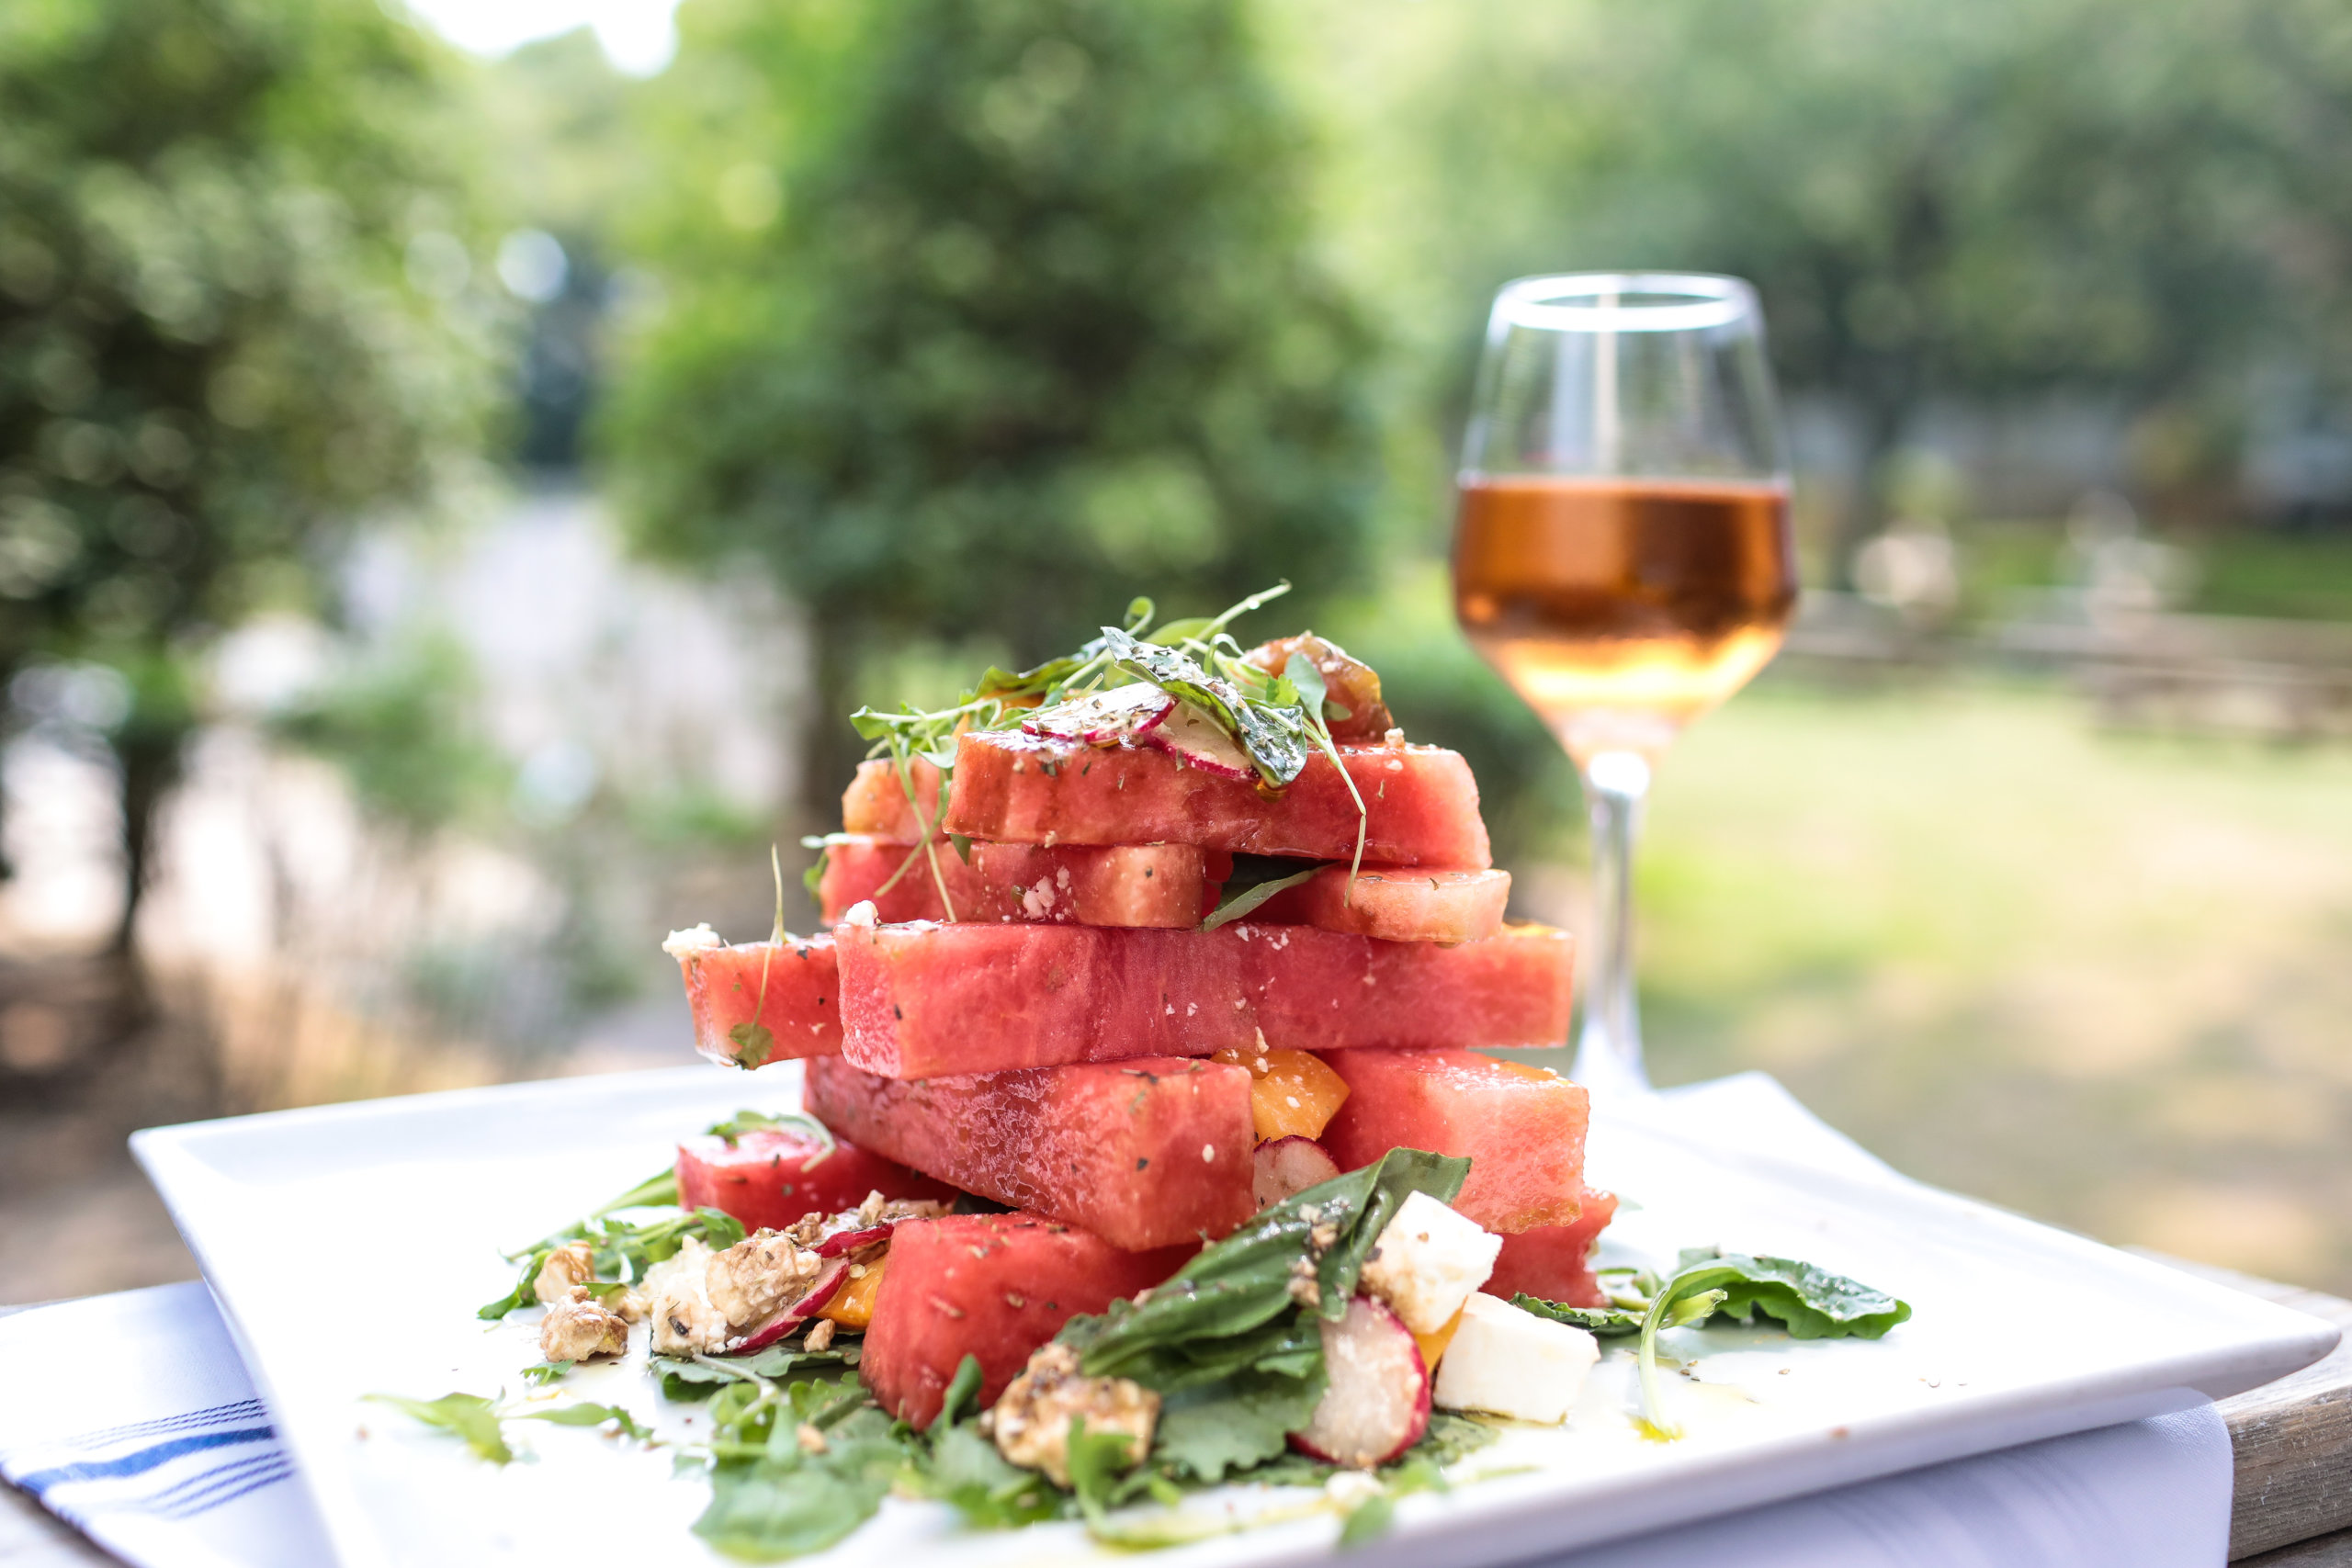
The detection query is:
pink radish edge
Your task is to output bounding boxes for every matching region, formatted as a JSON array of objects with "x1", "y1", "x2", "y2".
[
  {"x1": 1253, "y1": 1137, "x2": 1341, "y2": 1210},
  {"x1": 1145, "y1": 703, "x2": 1257, "y2": 780},
  {"x1": 1286, "y1": 1294, "x2": 1430, "y2": 1468}
]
